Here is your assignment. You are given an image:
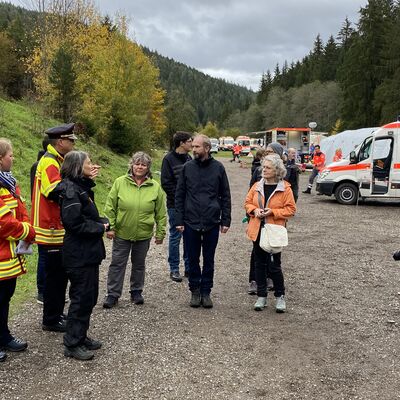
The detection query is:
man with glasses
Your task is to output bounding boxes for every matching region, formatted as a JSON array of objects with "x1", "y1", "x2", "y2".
[
  {"x1": 31, "y1": 123, "x2": 77, "y2": 333},
  {"x1": 161, "y1": 131, "x2": 193, "y2": 282}
]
